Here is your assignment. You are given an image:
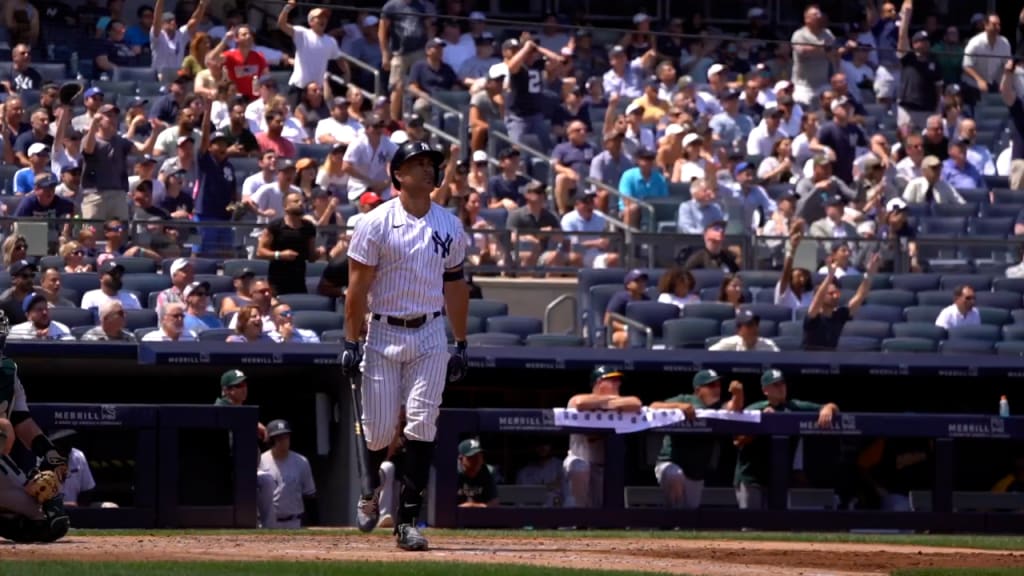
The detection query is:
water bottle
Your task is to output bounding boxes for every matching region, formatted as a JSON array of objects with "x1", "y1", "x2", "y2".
[{"x1": 999, "y1": 395, "x2": 1010, "y2": 418}]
